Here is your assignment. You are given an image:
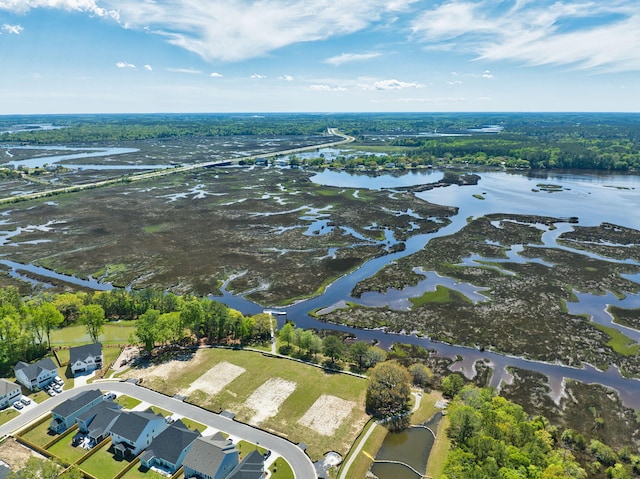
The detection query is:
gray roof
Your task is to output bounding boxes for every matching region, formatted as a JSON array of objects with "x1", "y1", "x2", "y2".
[
  {"x1": 0, "y1": 379, "x2": 20, "y2": 396},
  {"x1": 69, "y1": 343, "x2": 102, "y2": 364},
  {"x1": 183, "y1": 433, "x2": 237, "y2": 478},
  {"x1": 52, "y1": 389, "x2": 102, "y2": 419},
  {"x1": 110, "y1": 409, "x2": 165, "y2": 441},
  {"x1": 14, "y1": 358, "x2": 57, "y2": 380},
  {"x1": 228, "y1": 450, "x2": 265, "y2": 479},
  {"x1": 141, "y1": 419, "x2": 200, "y2": 466},
  {"x1": 77, "y1": 400, "x2": 121, "y2": 437},
  {"x1": 0, "y1": 464, "x2": 10, "y2": 479}
]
